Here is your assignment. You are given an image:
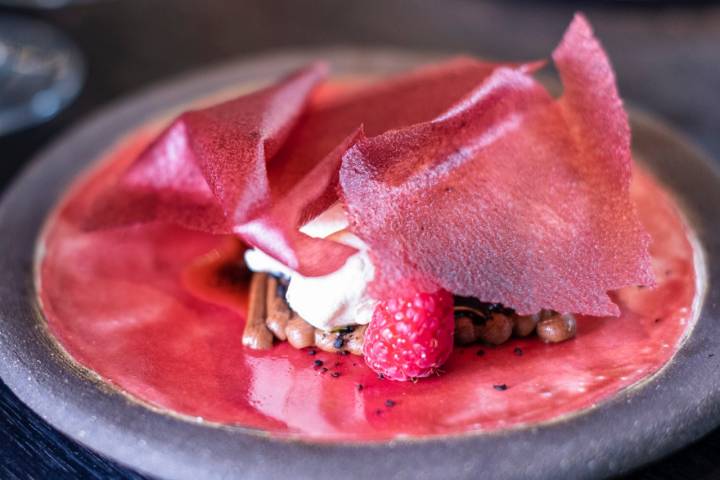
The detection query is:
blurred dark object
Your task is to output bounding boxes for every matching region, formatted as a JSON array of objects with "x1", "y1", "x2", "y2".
[
  {"x1": 0, "y1": 14, "x2": 84, "y2": 135},
  {"x1": 0, "y1": 0, "x2": 719, "y2": 479}
]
